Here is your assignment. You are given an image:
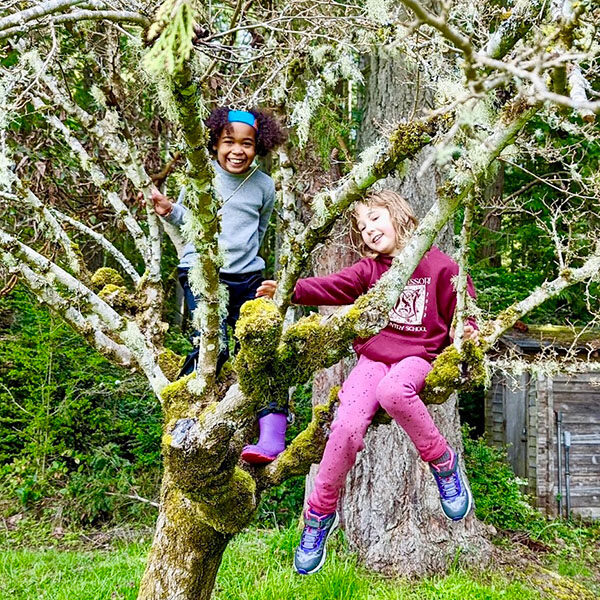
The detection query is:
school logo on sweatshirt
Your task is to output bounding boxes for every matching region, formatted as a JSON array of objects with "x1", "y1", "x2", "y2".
[{"x1": 389, "y1": 277, "x2": 431, "y2": 328}]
